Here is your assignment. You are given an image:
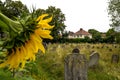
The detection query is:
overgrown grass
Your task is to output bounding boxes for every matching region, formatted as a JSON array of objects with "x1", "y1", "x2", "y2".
[{"x1": 0, "y1": 43, "x2": 120, "y2": 80}]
